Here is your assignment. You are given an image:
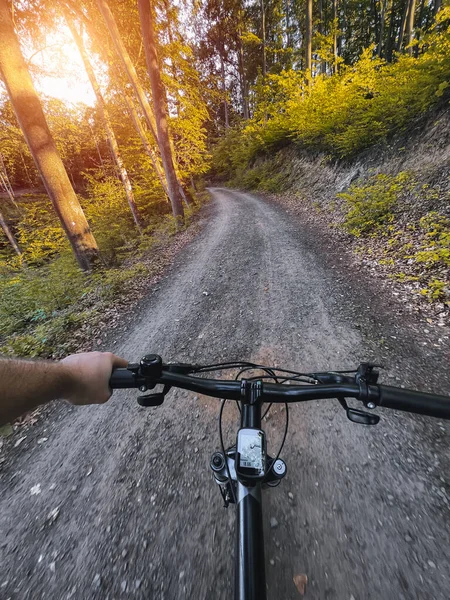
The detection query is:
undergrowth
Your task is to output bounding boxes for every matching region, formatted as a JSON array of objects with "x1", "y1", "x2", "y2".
[{"x1": 0, "y1": 185, "x2": 204, "y2": 358}]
